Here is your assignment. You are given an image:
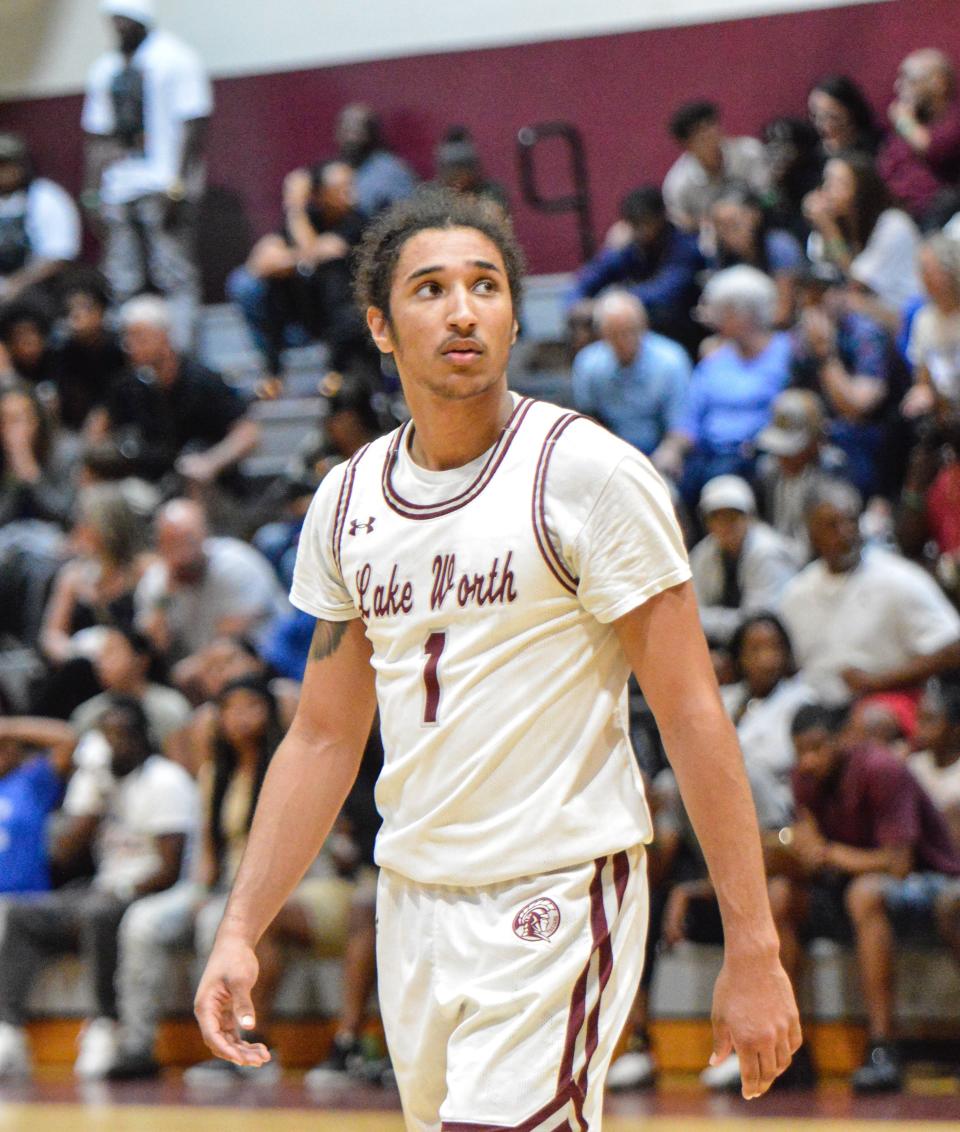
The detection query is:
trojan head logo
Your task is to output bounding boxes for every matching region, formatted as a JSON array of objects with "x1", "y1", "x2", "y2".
[
  {"x1": 349, "y1": 516, "x2": 376, "y2": 536},
  {"x1": 512, "y1": 897, "x2": 561, "y2": 942}
]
